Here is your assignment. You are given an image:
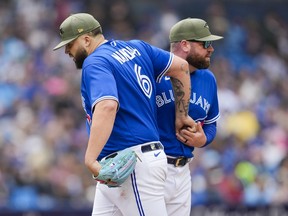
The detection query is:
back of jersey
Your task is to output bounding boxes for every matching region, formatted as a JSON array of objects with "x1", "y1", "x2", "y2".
[{"x1": 81, "y1": 39, "x2": 173, "y2": 158}]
